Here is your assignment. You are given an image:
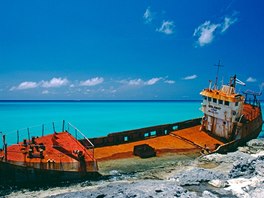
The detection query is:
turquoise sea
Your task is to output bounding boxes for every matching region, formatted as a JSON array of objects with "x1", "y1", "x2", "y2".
[{"x1": 0, "y1": 101, "x2": 263, "y2": 145}]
